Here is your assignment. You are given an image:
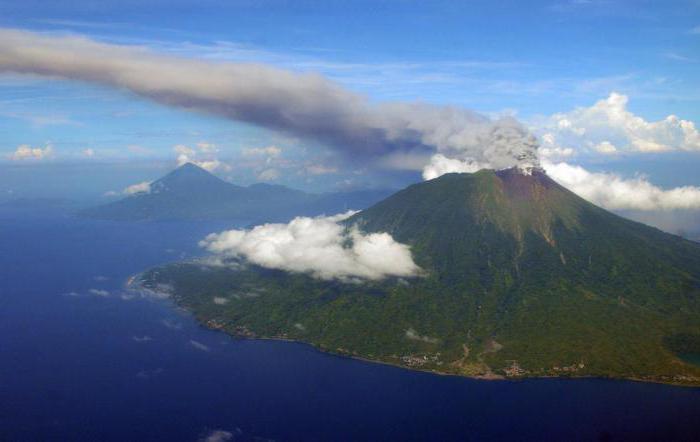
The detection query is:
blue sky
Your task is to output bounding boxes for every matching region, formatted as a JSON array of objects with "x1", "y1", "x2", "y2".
[{"x1": 0, "y1": 0, "x2": 699, "y2": 226}]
